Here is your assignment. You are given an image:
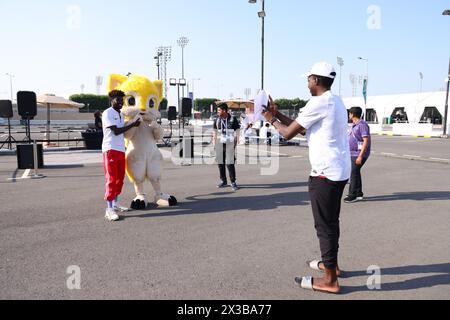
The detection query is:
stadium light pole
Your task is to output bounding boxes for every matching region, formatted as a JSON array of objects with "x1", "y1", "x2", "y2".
[
  {"x1": 248, "y1": 0, "x2": 265, "y2": 91},
  {"x1": 154, "y1": 52, "x2": 162, "y2": 80},
  {"x1": 177, "y1": 37, "x2": 189, "y2": 98},
  {"x1": 337, "y1": 57, "x2": 344, "y2": 96},
  {"x1": 443, "y1": 10, "x2": 450, "y2": 137}
]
